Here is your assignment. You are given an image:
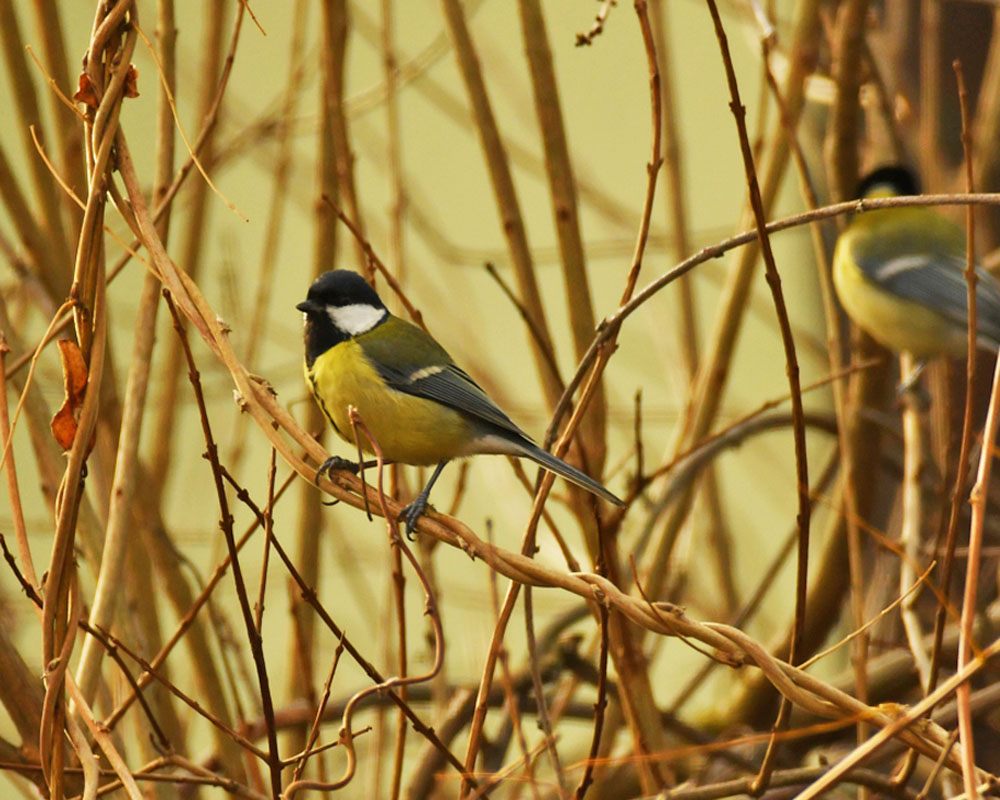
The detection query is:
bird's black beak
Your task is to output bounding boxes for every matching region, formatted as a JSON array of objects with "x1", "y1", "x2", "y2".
[{"x1": 297, "y1": 300, "x2": 319, "y2": 313}]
